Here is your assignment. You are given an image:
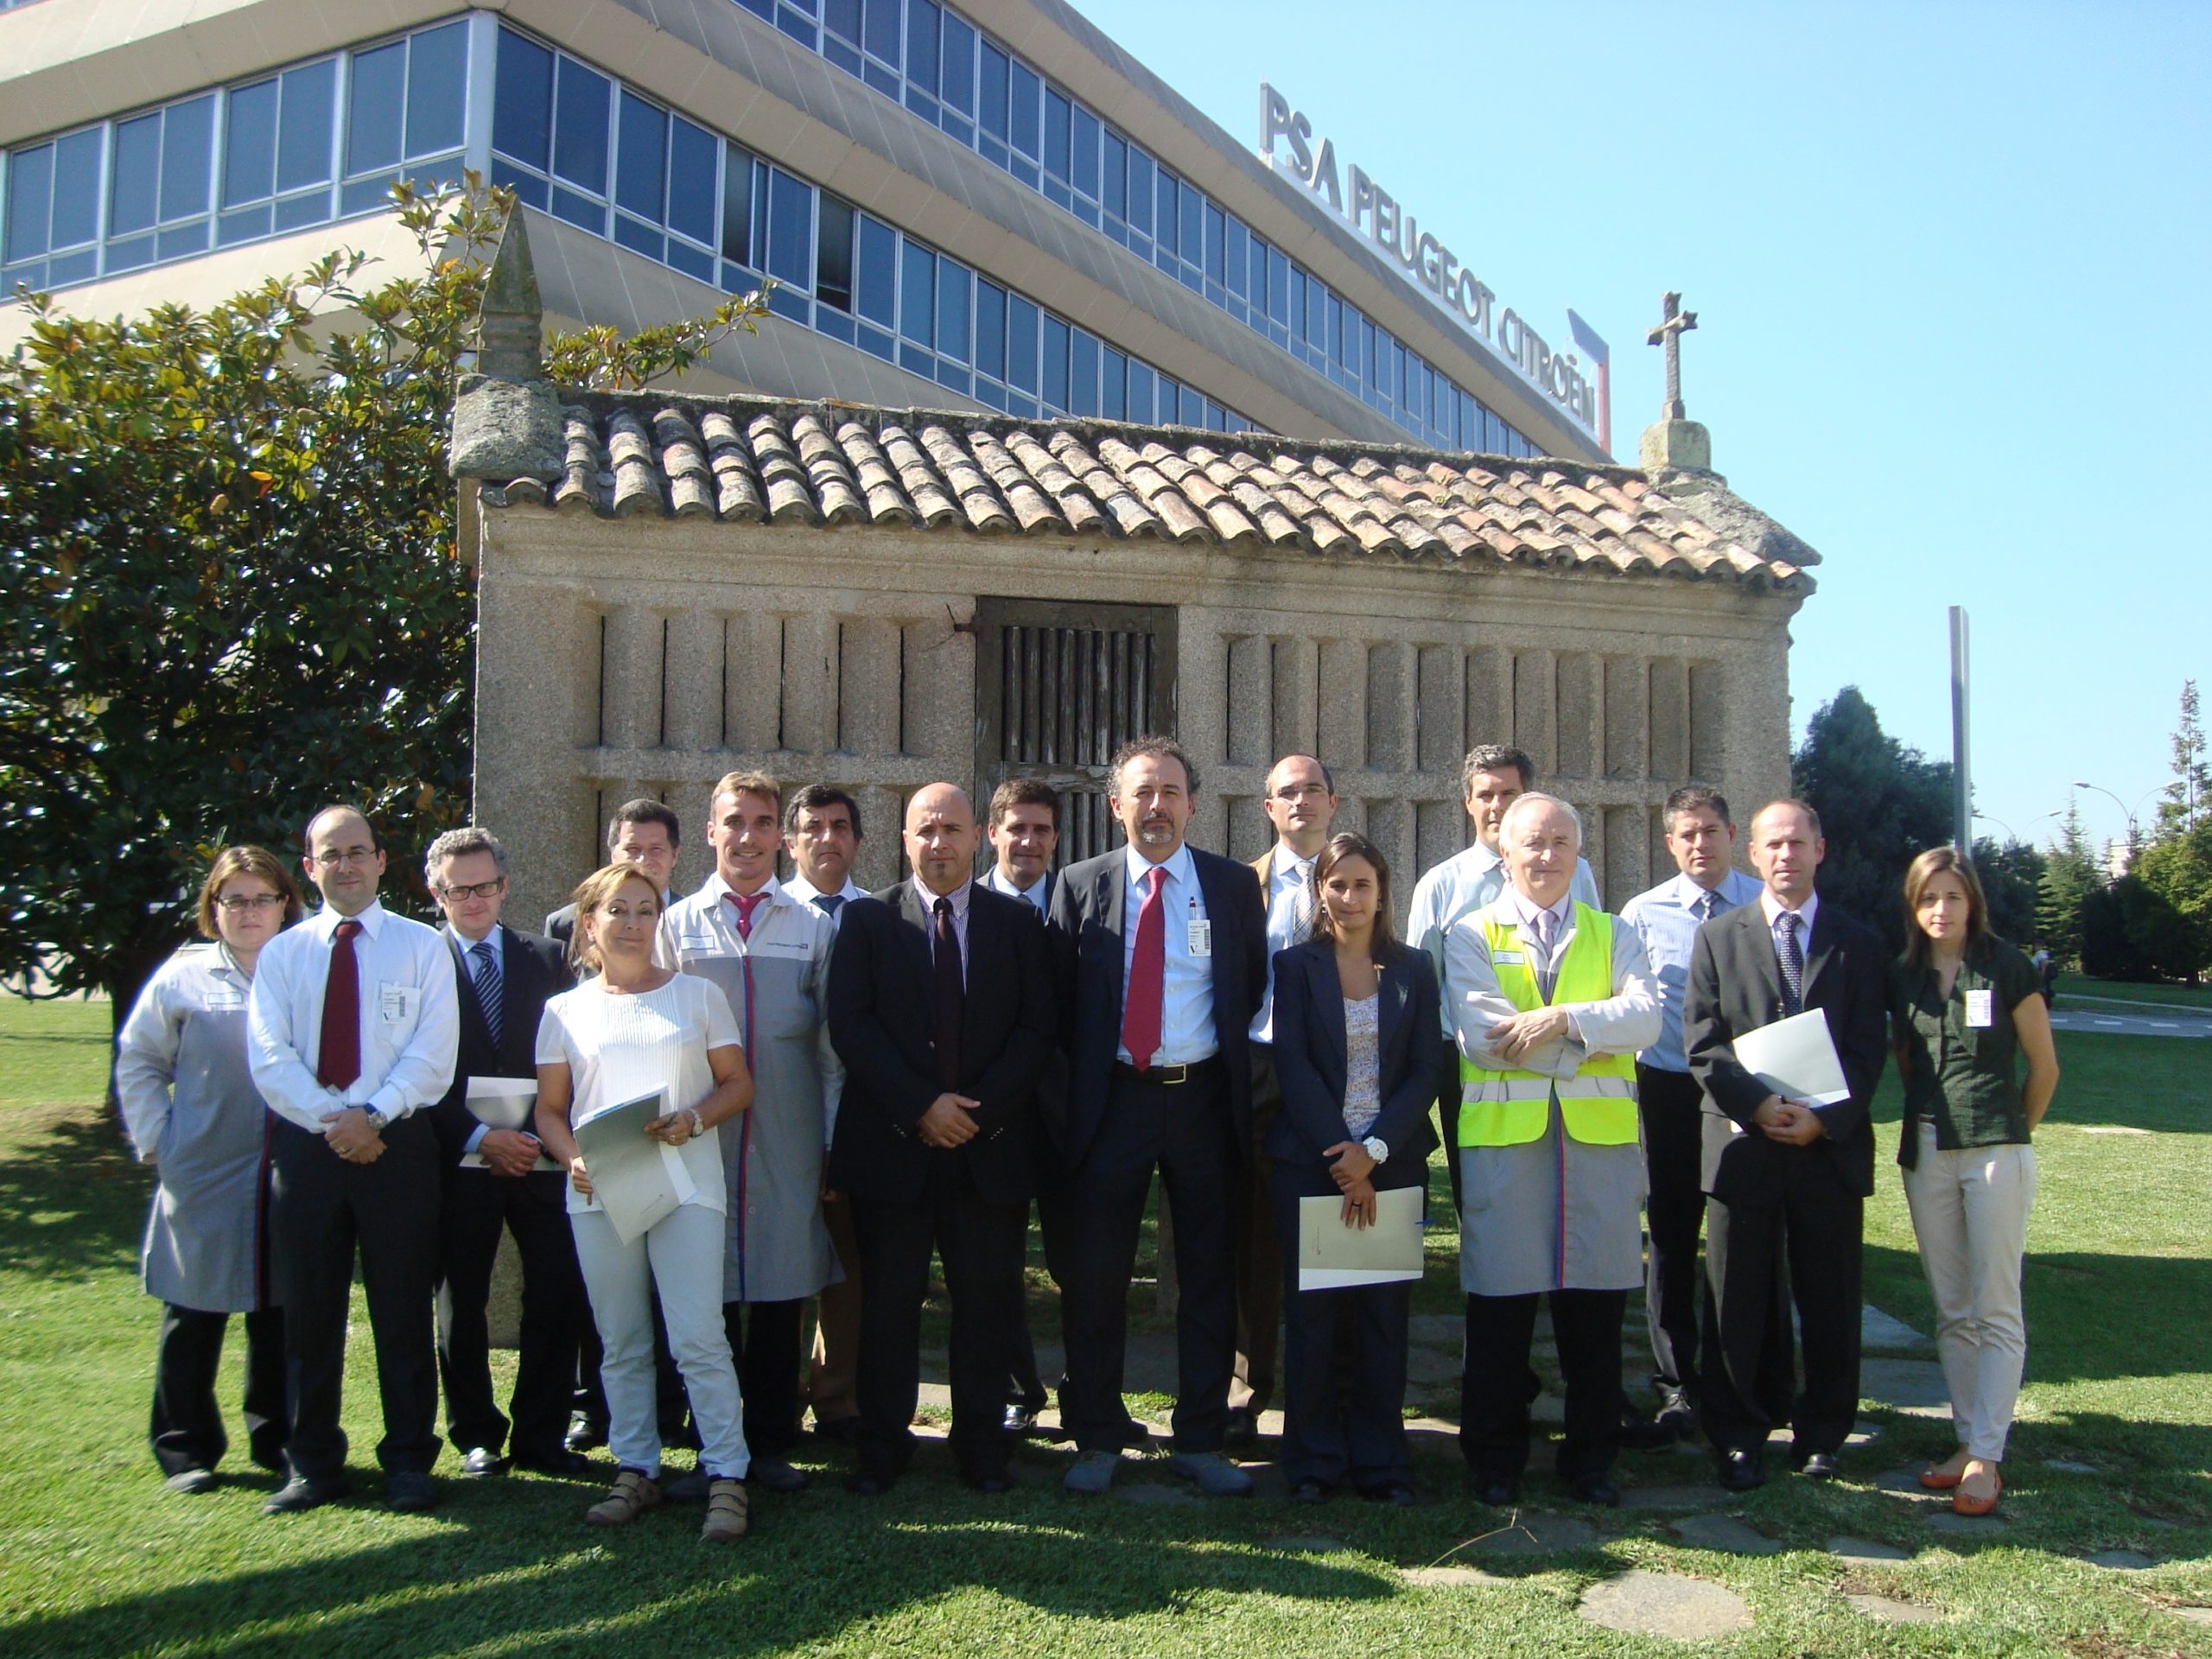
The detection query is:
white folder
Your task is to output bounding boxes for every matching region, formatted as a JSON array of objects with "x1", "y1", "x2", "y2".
[
  {"x1": 1730, "y1": 1009, "x2": 1851, "y2": 1107},
  {"x1": 571, "y1": 1086, "x2": 697, "y2": 1244},
  {"x1": 1297, "y1": 1185, "x2": 1426, "y2": 1291}
]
